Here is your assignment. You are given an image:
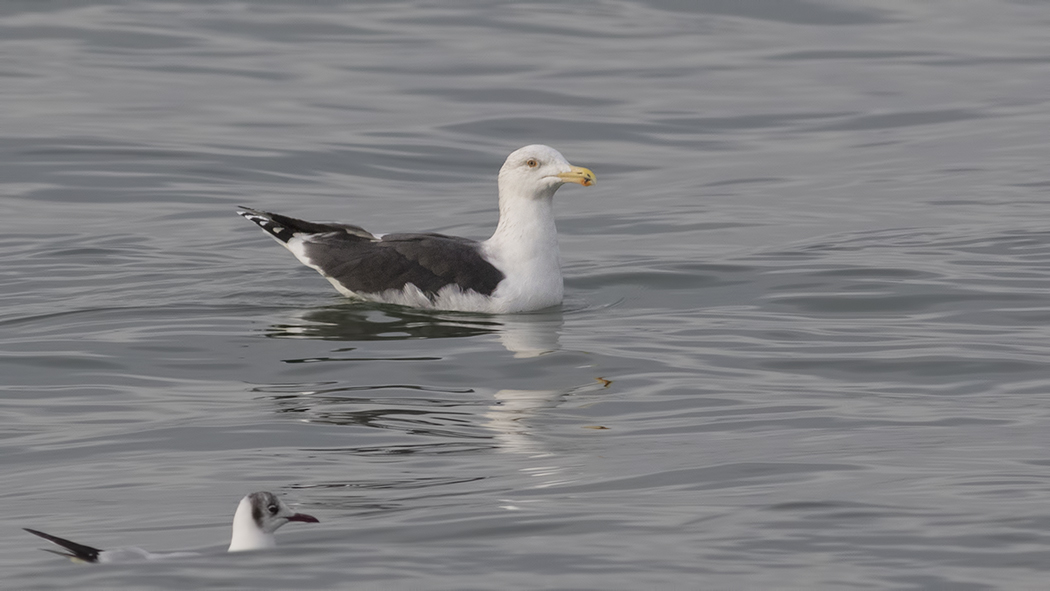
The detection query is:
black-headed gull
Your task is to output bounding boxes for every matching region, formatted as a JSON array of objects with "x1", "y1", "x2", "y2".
[{"x1": 24, "y1": 491, "x2": 318, "y2": 563}]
